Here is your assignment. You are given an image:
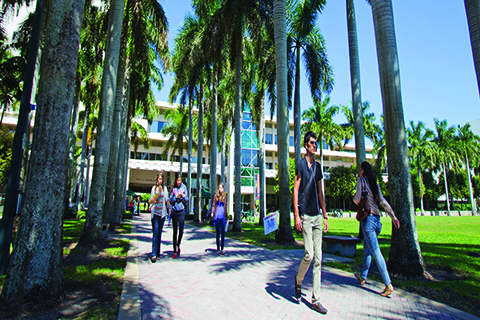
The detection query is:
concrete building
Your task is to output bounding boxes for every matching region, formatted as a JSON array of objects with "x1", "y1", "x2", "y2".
[{"x1": 1, "y1": 101, "x2": 374, "y2": 214}]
